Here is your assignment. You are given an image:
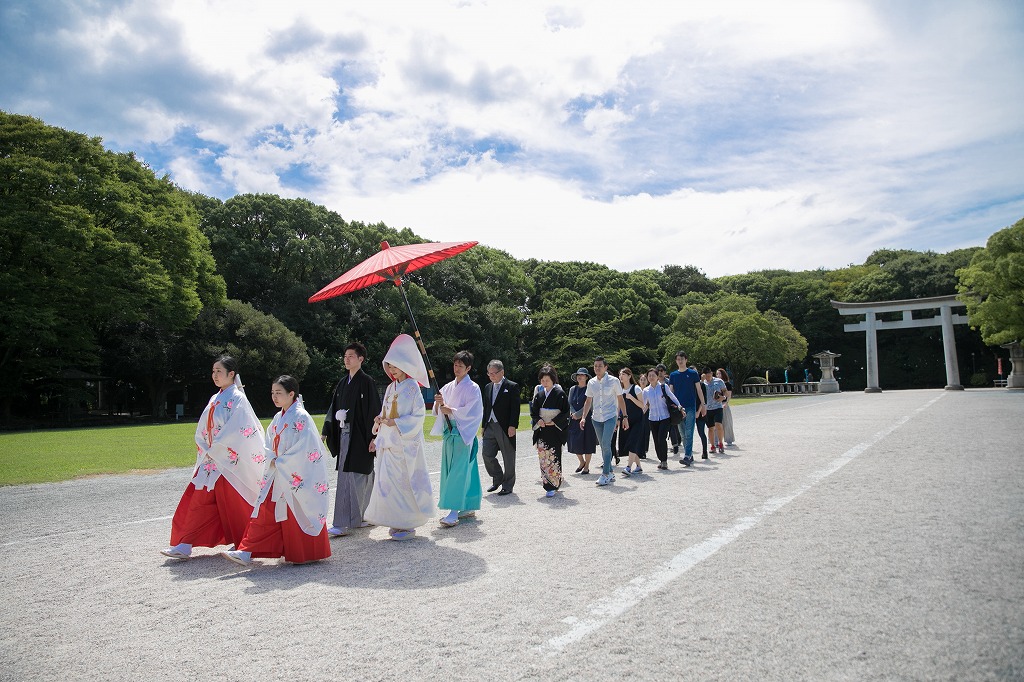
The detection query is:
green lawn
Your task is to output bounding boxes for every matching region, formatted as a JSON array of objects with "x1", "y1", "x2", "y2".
[{"x1": 0, "y1": 397, "x2": 780, "y2": 485}]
